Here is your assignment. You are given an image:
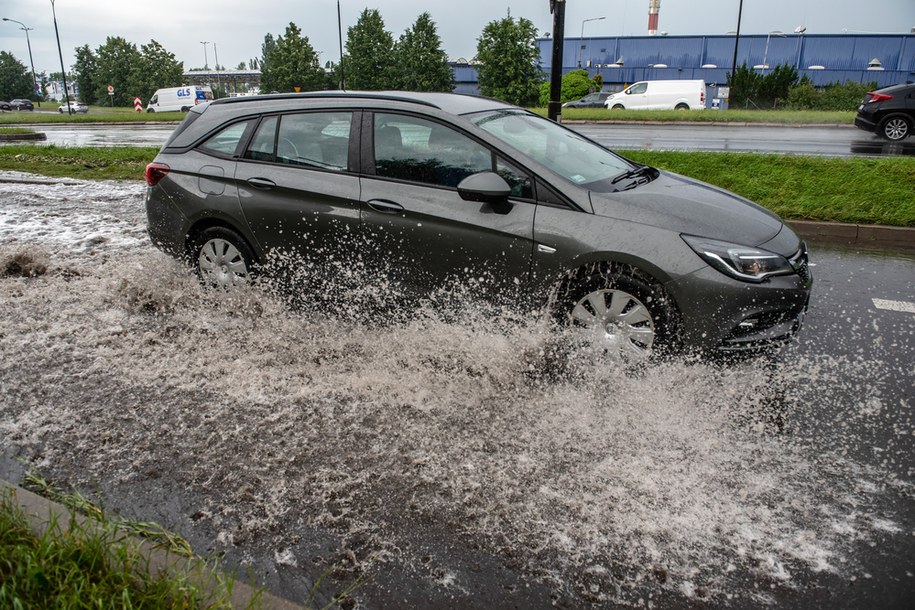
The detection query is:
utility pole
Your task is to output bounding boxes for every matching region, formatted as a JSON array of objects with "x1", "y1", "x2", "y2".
[
  {"x1": 2, "y1": 18, "x2": 40, "y2": 107},
  {"x1": 50, "y1": 0, "x2": 72, "y2": 114},
  {"x1": 547, "y1": 0, "x2": 566, "y2": 123}
]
